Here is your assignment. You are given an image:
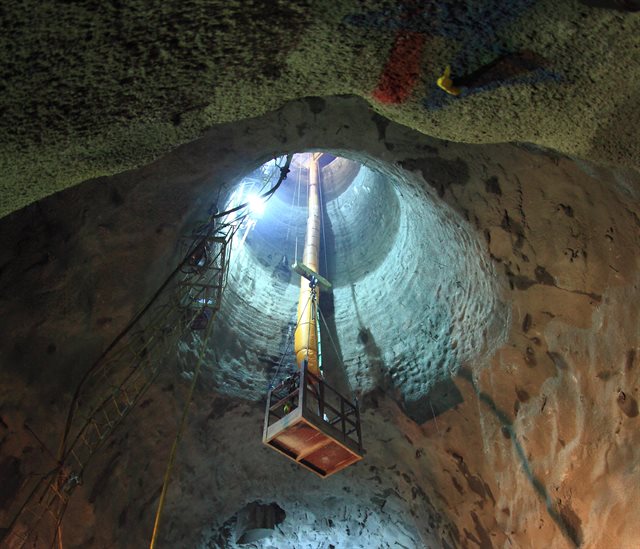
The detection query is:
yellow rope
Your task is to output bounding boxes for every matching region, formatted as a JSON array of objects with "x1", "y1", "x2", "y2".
[
  {"x1": 148, "y1": 294, "x2": 218, "y2": 548},
  {"x1": 149, "y1": 159, "x2": 291, "y2": 547}
]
